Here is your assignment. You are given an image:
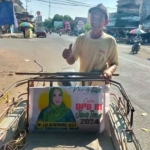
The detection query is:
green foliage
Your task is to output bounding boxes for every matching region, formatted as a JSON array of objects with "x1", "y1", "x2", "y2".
[
  {"x1": 63, "y1": 15, "x2": 73, "y2": 21},
  {"x1": 43, "y1": 18, "x2": 52, "y2": 29},
  {"x1": 83, "y1": 23, "x2": 91, "y2": 32},
  {"x1": 70, "y1": 20, "x2": 76, "y2": 30},
  {"x1": 78, "y1": 28, "x2": 84, "y2": 34},
  {"x1": 43, "y1": 14, "x2": 76, "y2": 30},
  {"x1": 37, "y1": 22, "x2": 43, "y2": 28}
]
